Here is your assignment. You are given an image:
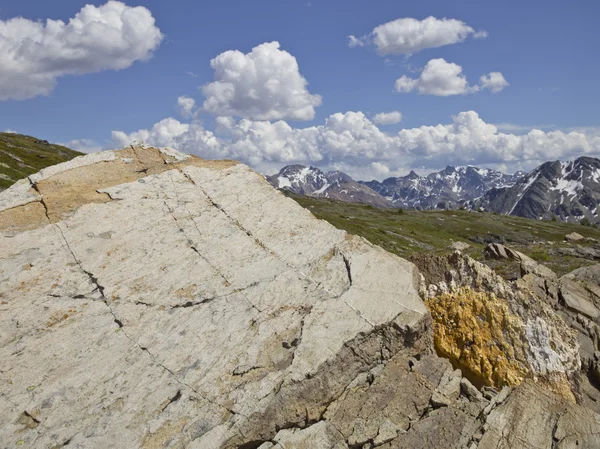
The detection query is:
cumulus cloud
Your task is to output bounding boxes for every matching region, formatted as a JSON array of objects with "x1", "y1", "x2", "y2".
[
  {"x1": 112, "y1": 117, "x2": 222, "y2": 159},
  {"x1": 3, "y1": 129, "x2": 17, "y2": 134},
  {"x1": 395, "y1": 59, "x2": 477, "y2": 96},
  {"x1": 177, "y1": 96, "x2": 196, "y2": 118},
  {"x1": 480, "y1": 72, "x2": 510, "y2": 93},
  {"x1": 395, "y1": 59, "x2": 508, "y2": 96},
  {"x1": 373, "y1": 111, "x2": 403, "y2": 125},
  {"x1": 200, "y1": 41, "x2": 322, "y2": 121},
  {"x1": 349, "y1": 16, "x2": 486, "y2": 56},
  {"x1": 0, "y1": 1, "x2": 163, "y2": 101},
  {"x1": 112, "y1": 111, "x2": 600, "y2": 180},
  {"x1": 395, "y1": 111, "x2": 598, "y2": 169}
]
